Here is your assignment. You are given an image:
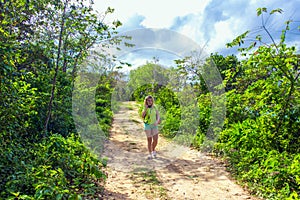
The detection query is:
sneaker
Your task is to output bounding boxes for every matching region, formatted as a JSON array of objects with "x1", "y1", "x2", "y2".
[
  {"x1": 147, "y1": 154, "x2": 153, "y2": 160},
  {"x1": 152, "y1": 151, "x2": 157, "y2": 158}
]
